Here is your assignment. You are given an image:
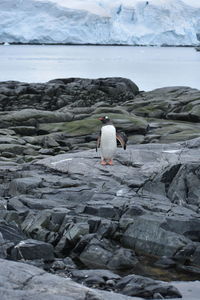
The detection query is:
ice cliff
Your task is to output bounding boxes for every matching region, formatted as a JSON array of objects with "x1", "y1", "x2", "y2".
[{"x1": 0, "y1": 0, "x2": 200, "y2": 46}]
